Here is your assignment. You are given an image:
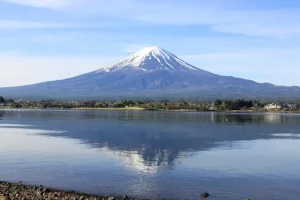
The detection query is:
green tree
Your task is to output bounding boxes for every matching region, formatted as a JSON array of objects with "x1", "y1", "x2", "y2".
[
  {"x1": 0, "y1": 96, "x2": 5, "y2": 103},
  {"x1": 214, "y1": 99, "x2": 222, "y2": 106}
]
